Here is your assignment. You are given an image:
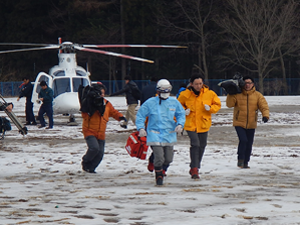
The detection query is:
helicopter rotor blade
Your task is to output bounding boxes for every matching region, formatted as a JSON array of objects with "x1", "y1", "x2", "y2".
[
  {"x1": 0, "y1": 43, "x2": 53, "y2": 47},
  {"x1": 82, "y1": 44, "x2": 187, "y2": 49},
  {"x1": 0, "y1": 45, "x2": 59, "y2": 54},
  {"x1": 74, "y1": 46, "x2": 154, "y2": 63}
]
